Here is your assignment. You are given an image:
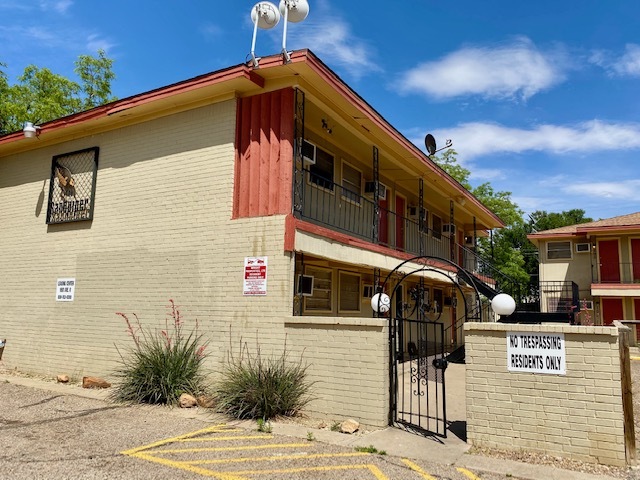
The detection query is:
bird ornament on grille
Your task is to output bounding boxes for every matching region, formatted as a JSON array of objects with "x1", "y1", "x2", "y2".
[{"x1": 54, "y1": 163, "x2": 76, "y2": 199}]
